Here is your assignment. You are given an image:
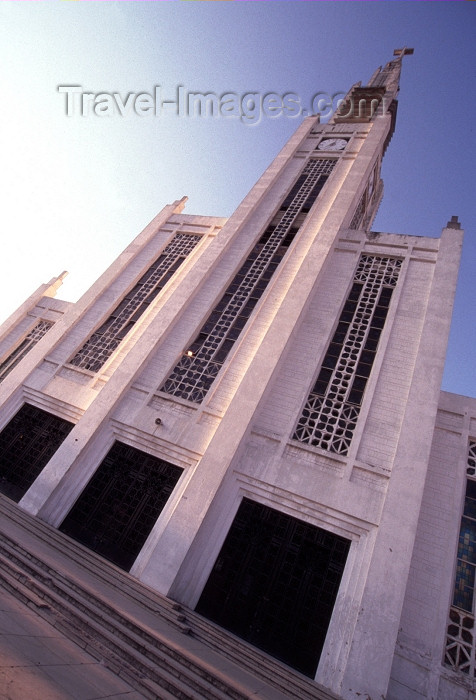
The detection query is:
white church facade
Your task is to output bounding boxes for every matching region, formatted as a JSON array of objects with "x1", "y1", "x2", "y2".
[{"x1": 0, "y1": 50, "x2": 474, "y2": 699}]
